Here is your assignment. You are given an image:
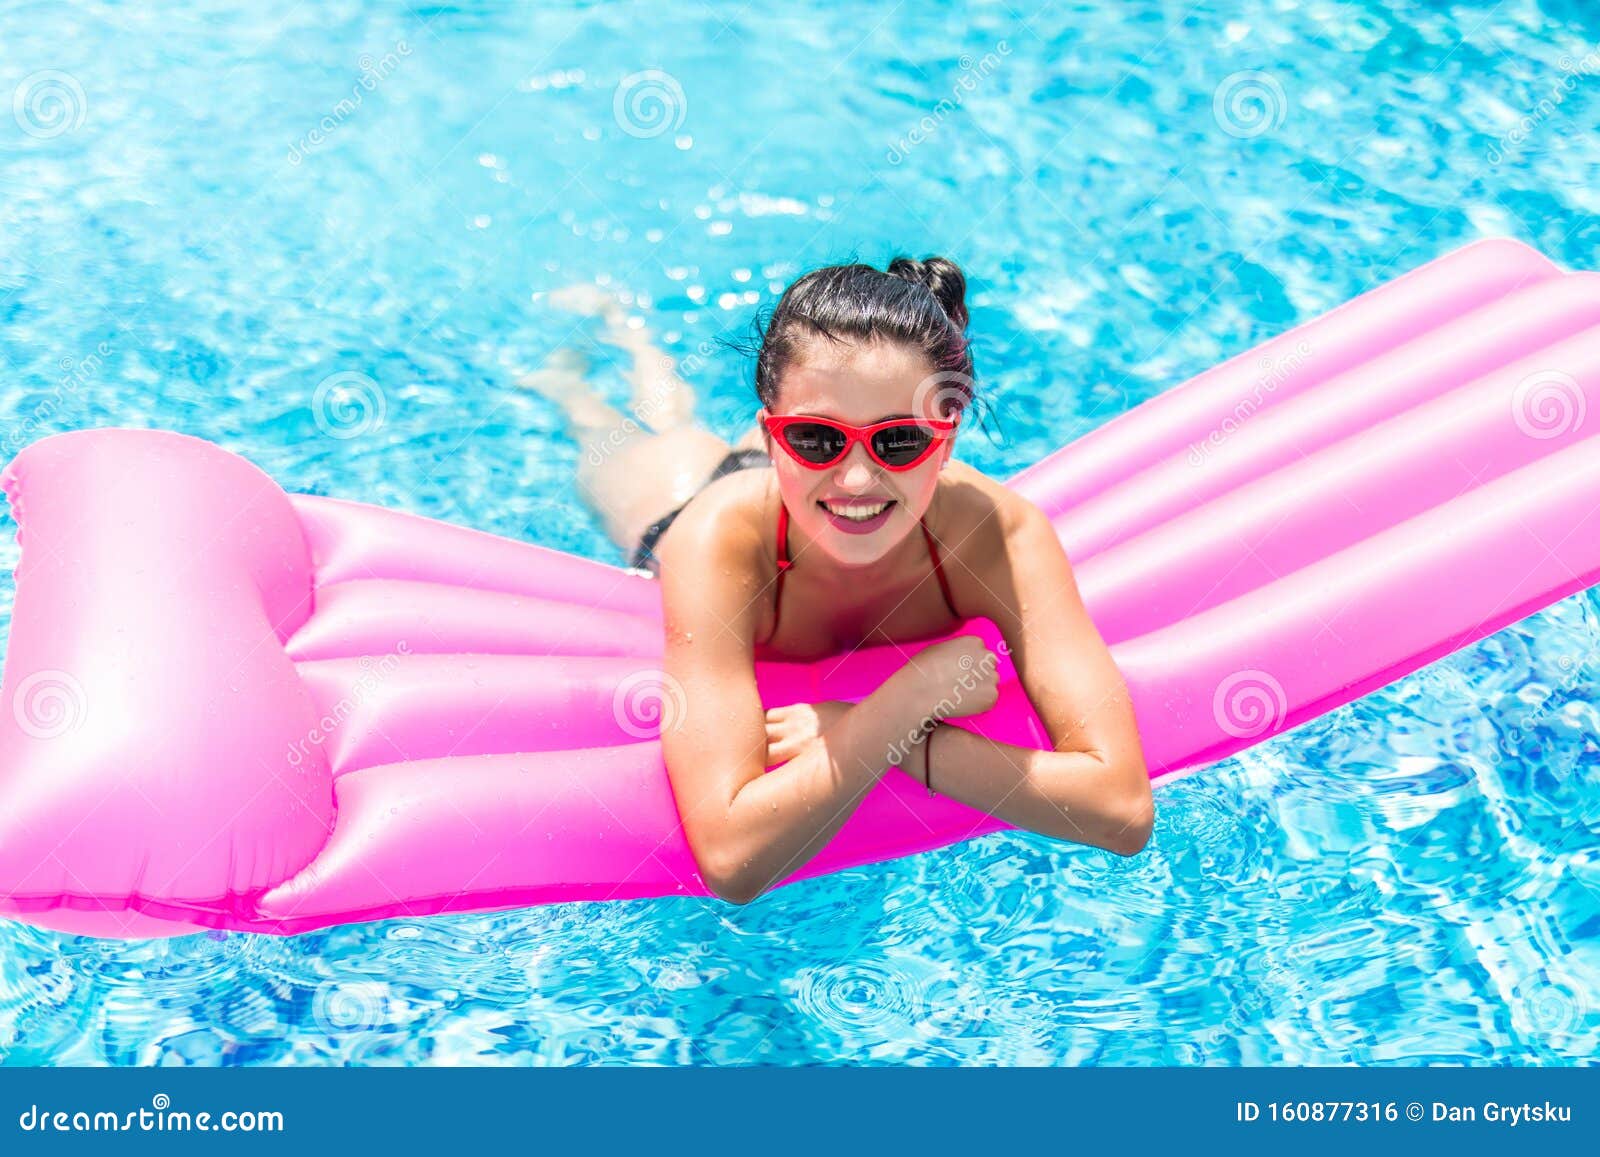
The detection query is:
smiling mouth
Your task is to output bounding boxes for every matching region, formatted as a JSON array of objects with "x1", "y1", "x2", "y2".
[{"x1": 818, "y1": 498, "x2": 897, "y2": 522}]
